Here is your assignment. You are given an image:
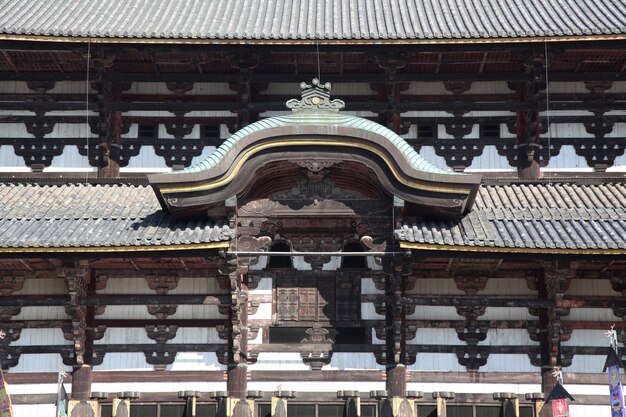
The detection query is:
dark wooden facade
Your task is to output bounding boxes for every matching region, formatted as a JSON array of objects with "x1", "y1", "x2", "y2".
[{"x1": 1, "y1": 3, "x2": 626, "y2": 417}]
